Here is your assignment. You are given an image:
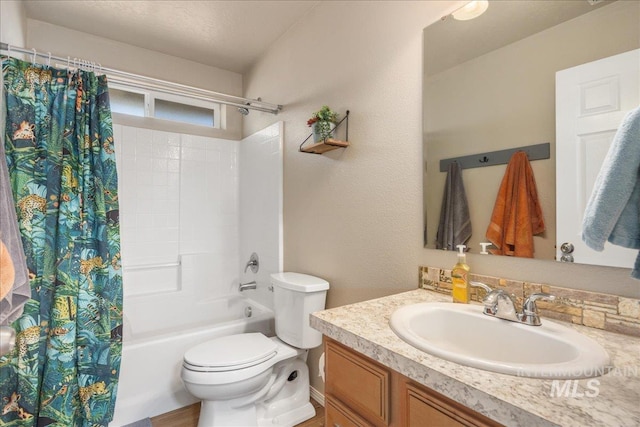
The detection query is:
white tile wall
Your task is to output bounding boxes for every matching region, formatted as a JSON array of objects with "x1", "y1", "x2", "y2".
[
  {"x1": 113, "y1": 121, "x2": 281, "y2": 325},
  {"x1": 239, "y1": 122, "x2": 284, "y2": 310},
  {"x1": 114, "y1": 124, "x2": 240, "y2": 298}
]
